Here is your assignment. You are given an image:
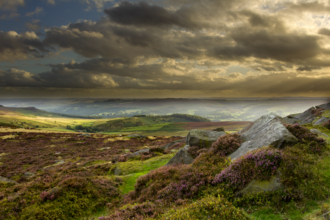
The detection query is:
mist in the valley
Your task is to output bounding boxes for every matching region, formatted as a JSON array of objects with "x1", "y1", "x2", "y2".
[{"x1": 0, "y1": 98, "x2": 328, "y2": 122}]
